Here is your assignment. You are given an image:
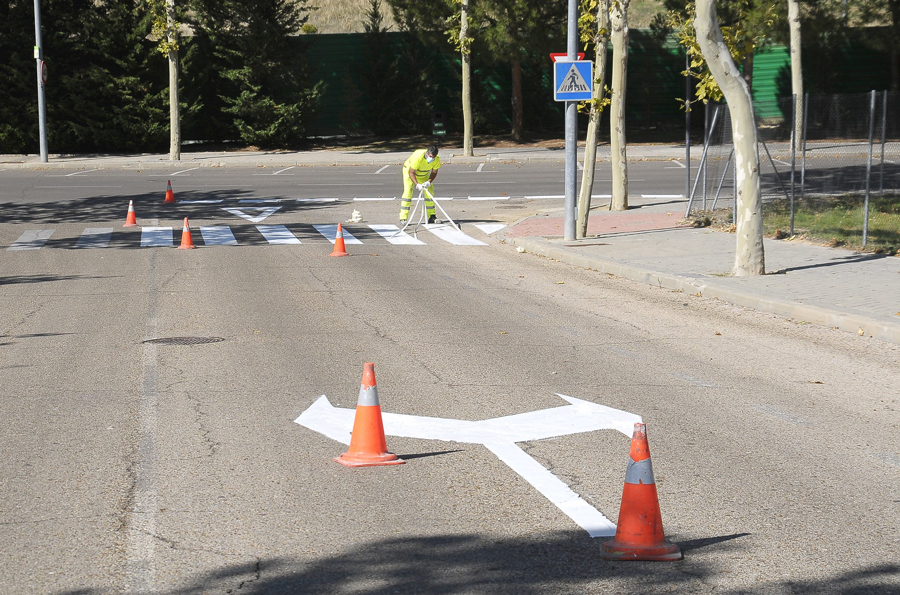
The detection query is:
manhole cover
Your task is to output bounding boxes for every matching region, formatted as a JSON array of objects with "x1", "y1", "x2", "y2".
[{"x1": 142, "y1": 337, "x2": 225, "y2": 345}]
